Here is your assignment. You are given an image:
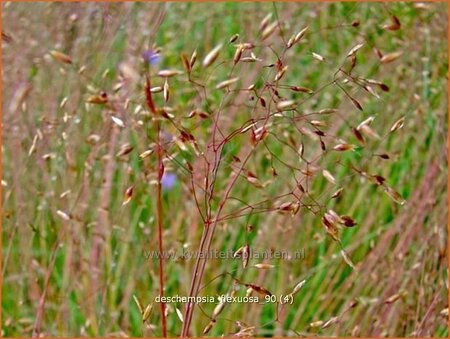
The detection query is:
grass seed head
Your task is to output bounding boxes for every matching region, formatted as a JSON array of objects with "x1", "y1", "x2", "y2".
[{"x1": 203, "y1": 44, "x2": 223, "y2": 67}]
